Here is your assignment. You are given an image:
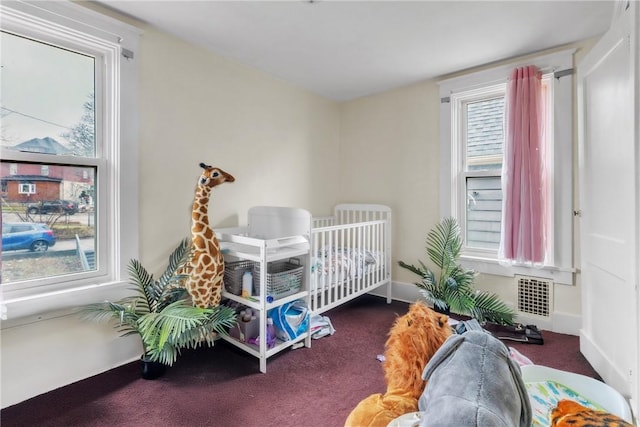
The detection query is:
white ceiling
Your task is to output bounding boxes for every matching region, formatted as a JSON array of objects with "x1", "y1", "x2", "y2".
[{"x1": 96, "y1": 0, "x2": 614, "y2": 101}]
